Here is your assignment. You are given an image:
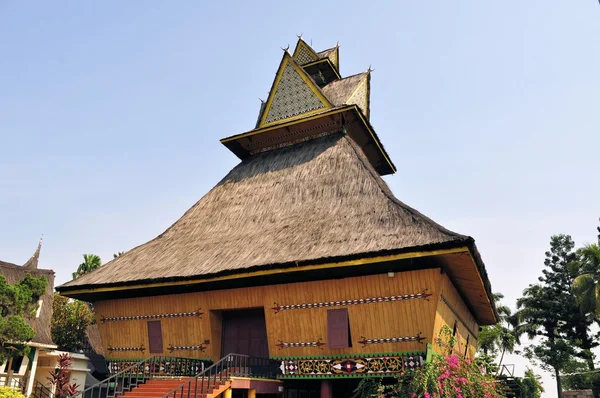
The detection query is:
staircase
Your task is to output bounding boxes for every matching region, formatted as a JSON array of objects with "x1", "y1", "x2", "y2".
[
  {"x1": 161, "y1": 354, "x2": 280, "y2": 398},
  {"x1": 75, "y1": 354, "x2": 279, "y2": 398},
  {"x1": 118, "y1": 378, "x2": 231, "y2": 398}
]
